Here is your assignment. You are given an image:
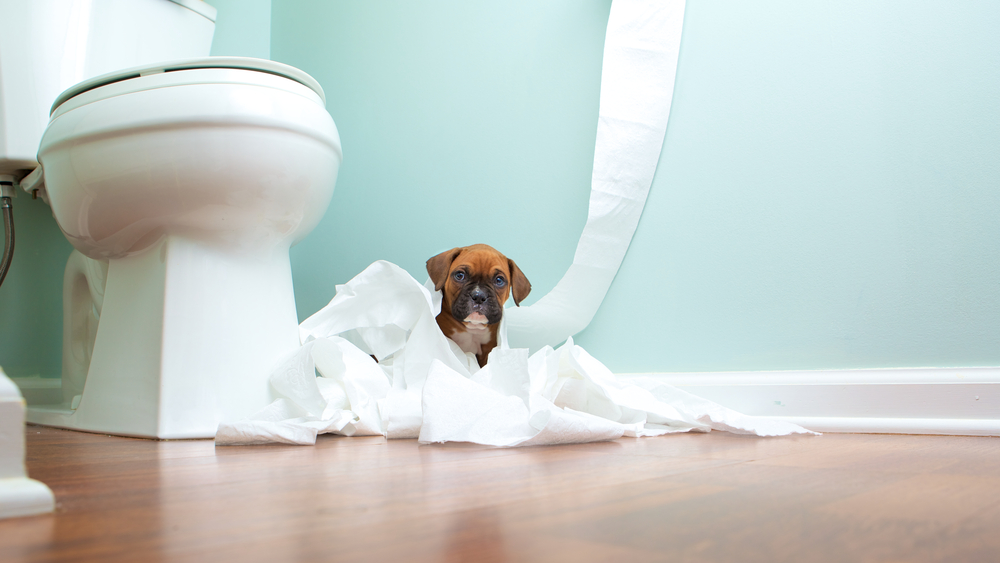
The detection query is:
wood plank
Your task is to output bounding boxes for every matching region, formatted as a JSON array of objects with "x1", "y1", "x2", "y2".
[{"x1": 2, "y1": 427, "x2": 999, "y2": 562}]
